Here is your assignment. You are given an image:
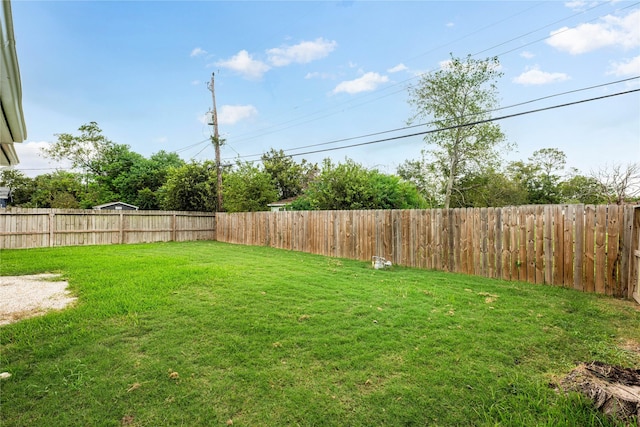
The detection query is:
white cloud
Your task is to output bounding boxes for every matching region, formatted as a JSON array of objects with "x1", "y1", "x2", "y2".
[
  {"x1": 547, "y1": 9, "x2": 640, "y2": 54},
  {"x1": 267, "y1": 38, "x2": 337, "y2": 67},
  {"x1": 520, "y1": 51, "x2": 535, "y2": 59},
  {"x1": 332, "y1": 72, "x2": 389, "y2": 95},
  {"x1": 305, "y1": 71, "x2": 334, "y2": 80},
  {"x1": 446, "y1": 22, "x2": 455, "y2": 28},
  {"x1": 190, "y1": 47, "x2": 207, "y2": 57},
  {"x1": 512, "y1": 66, "x2": 571, "y2": 85},
  {"x1": 564, "y1": 1, "x2": 587, "y2": 10},
  {"x1": 607, "y1": 55, "x2": 640, "y2": 76},
  {"x1": 218, "y1": 105, "x2": 258, "y2": 125},
  {"x1": 387, "y1": 63, "x2": 408, "y2": 73},
  {"x1": 215, "y1": 50, "x2": 271, "y2": 80}
]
